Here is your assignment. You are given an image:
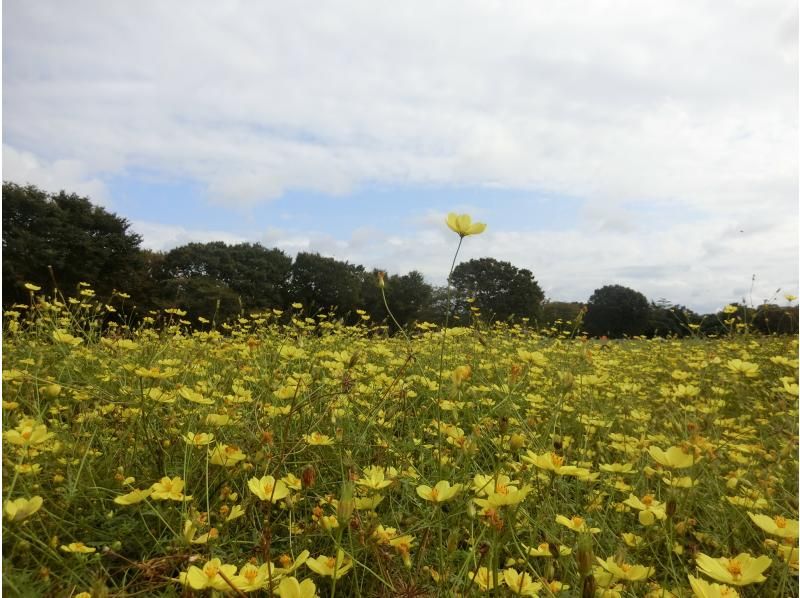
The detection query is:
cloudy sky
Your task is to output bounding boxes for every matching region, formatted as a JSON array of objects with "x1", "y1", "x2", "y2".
[{"x1": 4, "y1": 1, "x2": 798, "y2": 312}]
